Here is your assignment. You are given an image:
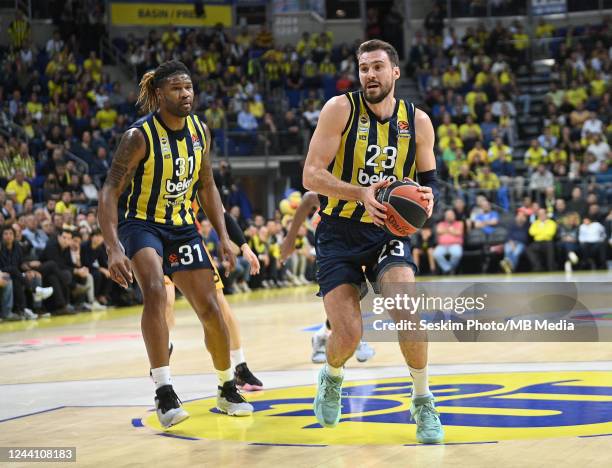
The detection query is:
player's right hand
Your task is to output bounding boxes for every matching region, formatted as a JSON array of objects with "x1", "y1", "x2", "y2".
[
  {"x1": 360, "y1": 179, "x2": 389, "y2": 227},
  {"x1": 107, "y1": 248, "x2": 133, "y2": 288}
]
